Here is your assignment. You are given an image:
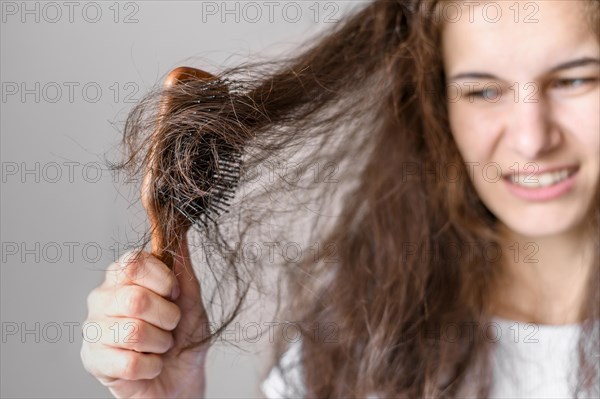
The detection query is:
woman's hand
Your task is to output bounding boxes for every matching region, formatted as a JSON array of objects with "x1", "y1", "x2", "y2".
[{"x1": 81, "y1": 238, "x2": 210, "y2": 398}]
